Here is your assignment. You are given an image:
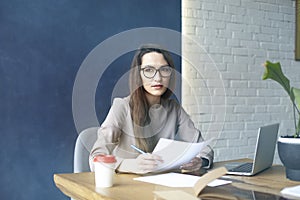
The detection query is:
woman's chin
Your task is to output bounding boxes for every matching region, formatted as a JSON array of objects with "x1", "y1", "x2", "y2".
[{"x1": 149, "y1": 89, "x2": 167, "y2": 97}]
